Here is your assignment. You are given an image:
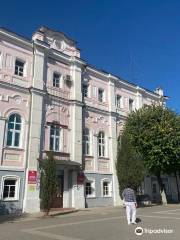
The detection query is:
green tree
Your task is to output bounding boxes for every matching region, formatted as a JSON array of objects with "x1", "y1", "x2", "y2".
[
  {"x1": 116, "y1": 133, "x2": 146, "y2": 195},
  {"x1": 124, "y1": 104, "x2": 180, "y2": 203},
  {"x1": 40, "y1": 153, "x2": 58, "y2": 215}
]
